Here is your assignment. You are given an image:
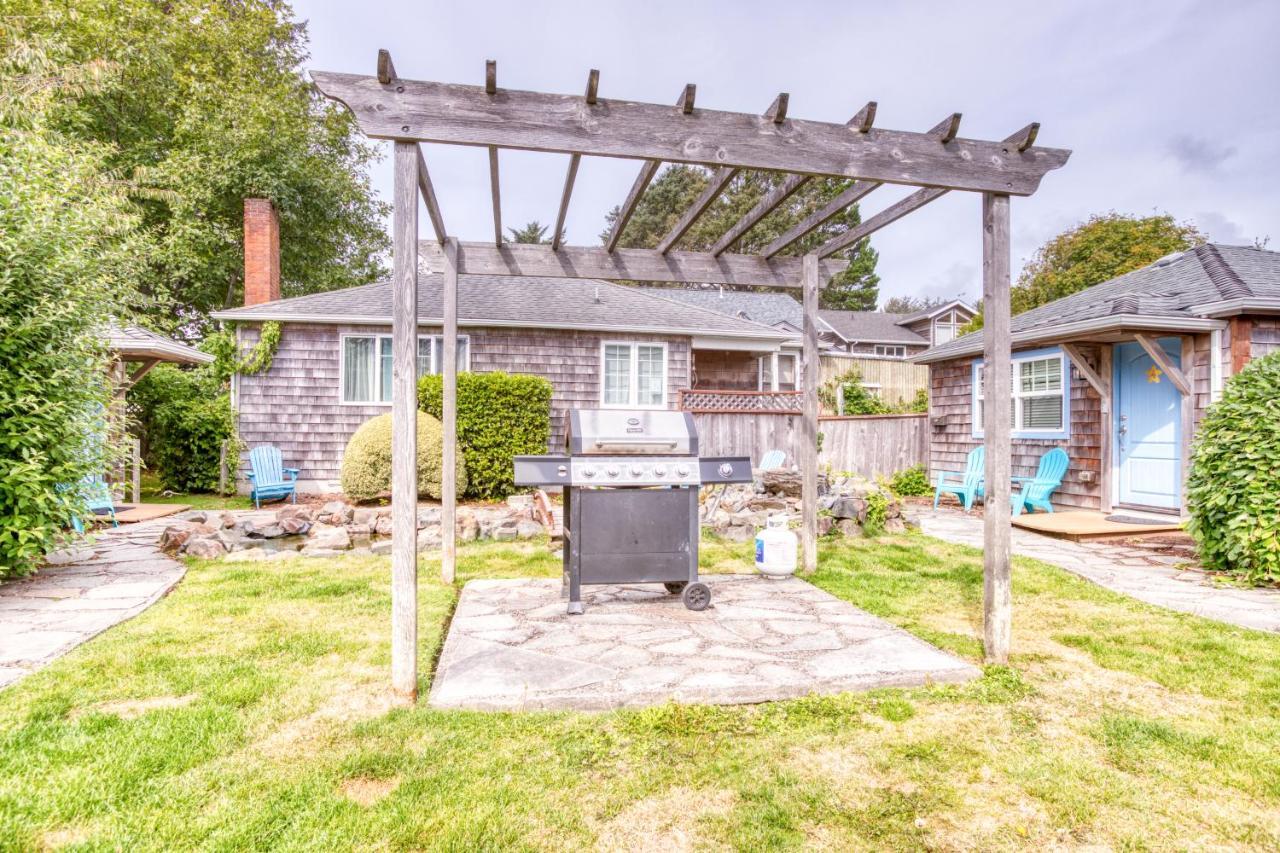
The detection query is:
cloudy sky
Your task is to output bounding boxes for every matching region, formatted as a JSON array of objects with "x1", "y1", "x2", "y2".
[{"x1": 292, "y1": 0, "x2": 1278, "y2": 305}]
